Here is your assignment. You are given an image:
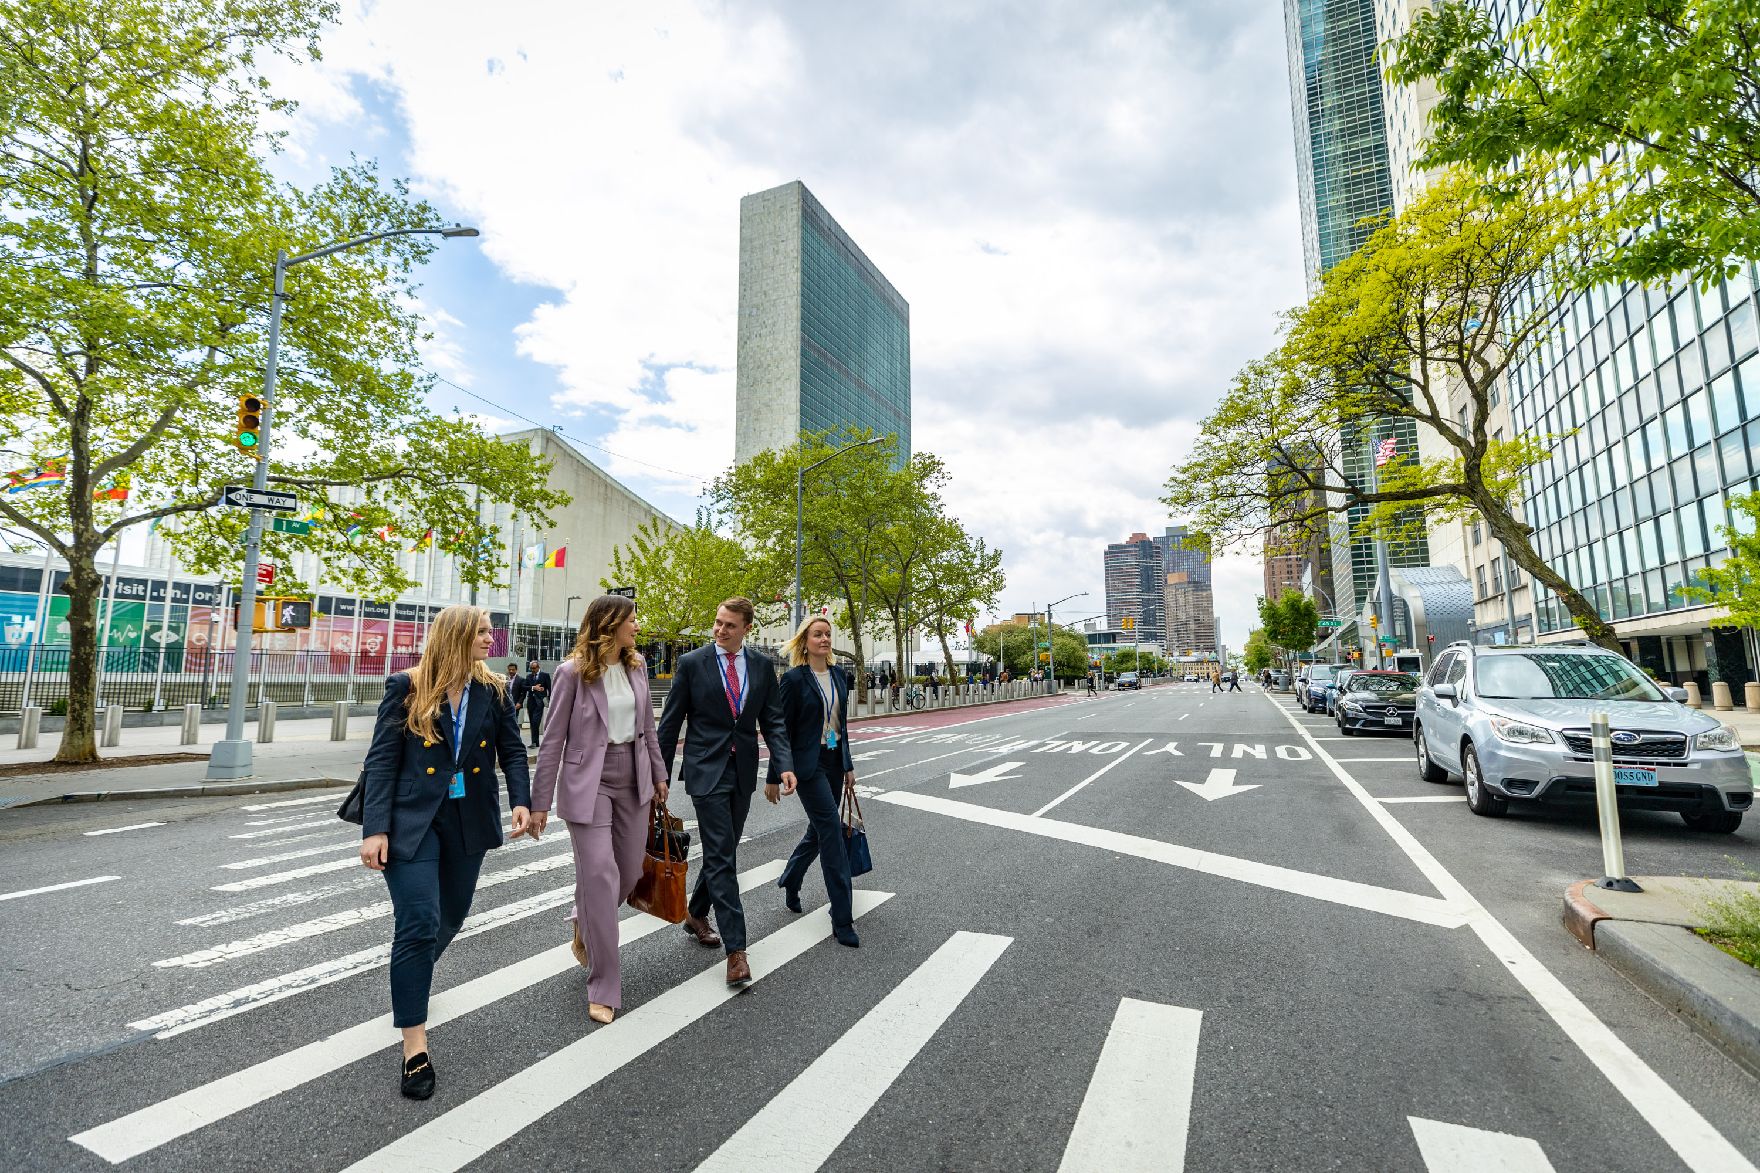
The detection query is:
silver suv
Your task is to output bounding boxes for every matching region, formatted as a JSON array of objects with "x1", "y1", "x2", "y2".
[{"x1": 1413, "y1": 642, "x2": 1752, "y2": 832}]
